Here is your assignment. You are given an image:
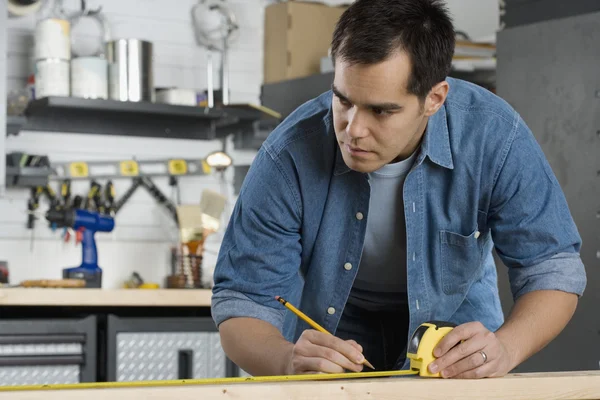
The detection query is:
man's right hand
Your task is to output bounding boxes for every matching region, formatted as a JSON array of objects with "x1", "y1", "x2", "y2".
[{"x1": 285, "y1": 329, "x2": 366, "y2": 374}]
